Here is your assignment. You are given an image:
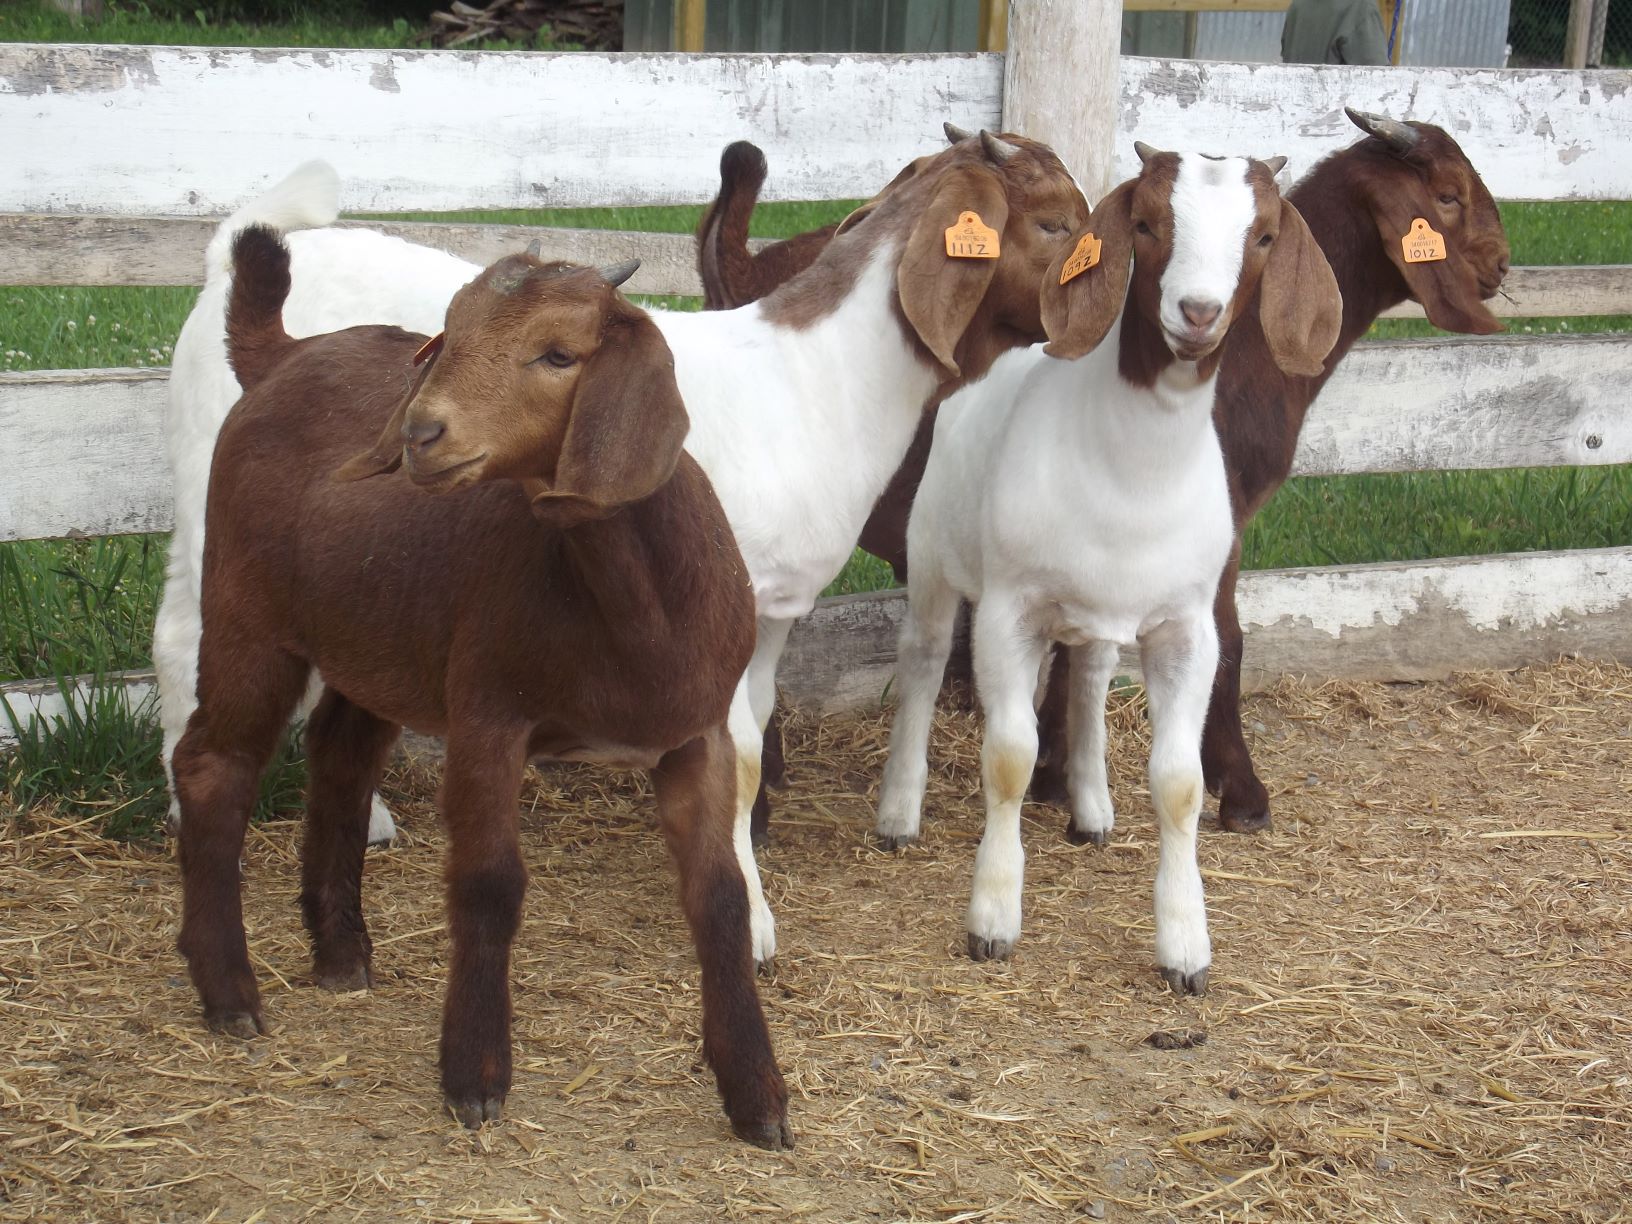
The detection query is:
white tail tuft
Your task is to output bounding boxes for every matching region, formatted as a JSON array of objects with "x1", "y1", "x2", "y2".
[{"x1": 202, "y1": 160, "x2": 341, "y2": 283}]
